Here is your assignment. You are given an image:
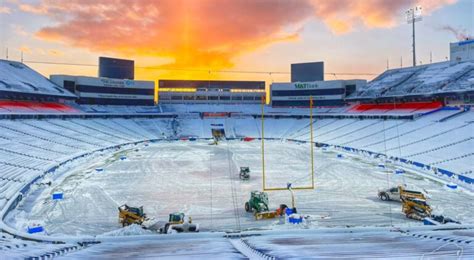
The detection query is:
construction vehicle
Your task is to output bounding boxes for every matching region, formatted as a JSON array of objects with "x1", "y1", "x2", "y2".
[
  {"x1": 401, "y1": 198, "x2": 460, "y2": 224},
  {"x1": 118, "y1": 204, "x2": 147, "y2": 227},
  {"x1": 160, "y1": 212, "x2": 199, "y2": 234},
  {"x1": 401, "y1": 197, "x2": 432, "y2": 221},
  {"x1": 245, "y1": 191, "x2": 288, "y2": 220},
  {"x1": 209, "y1": 128, "x2": 225, "y2": 145},
  {"x1": 239, "y1": 167, "x2": 250, "y2": 180},
  {"x1": 378, "y1": 185, "x2": 426, "y2": 202}
]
